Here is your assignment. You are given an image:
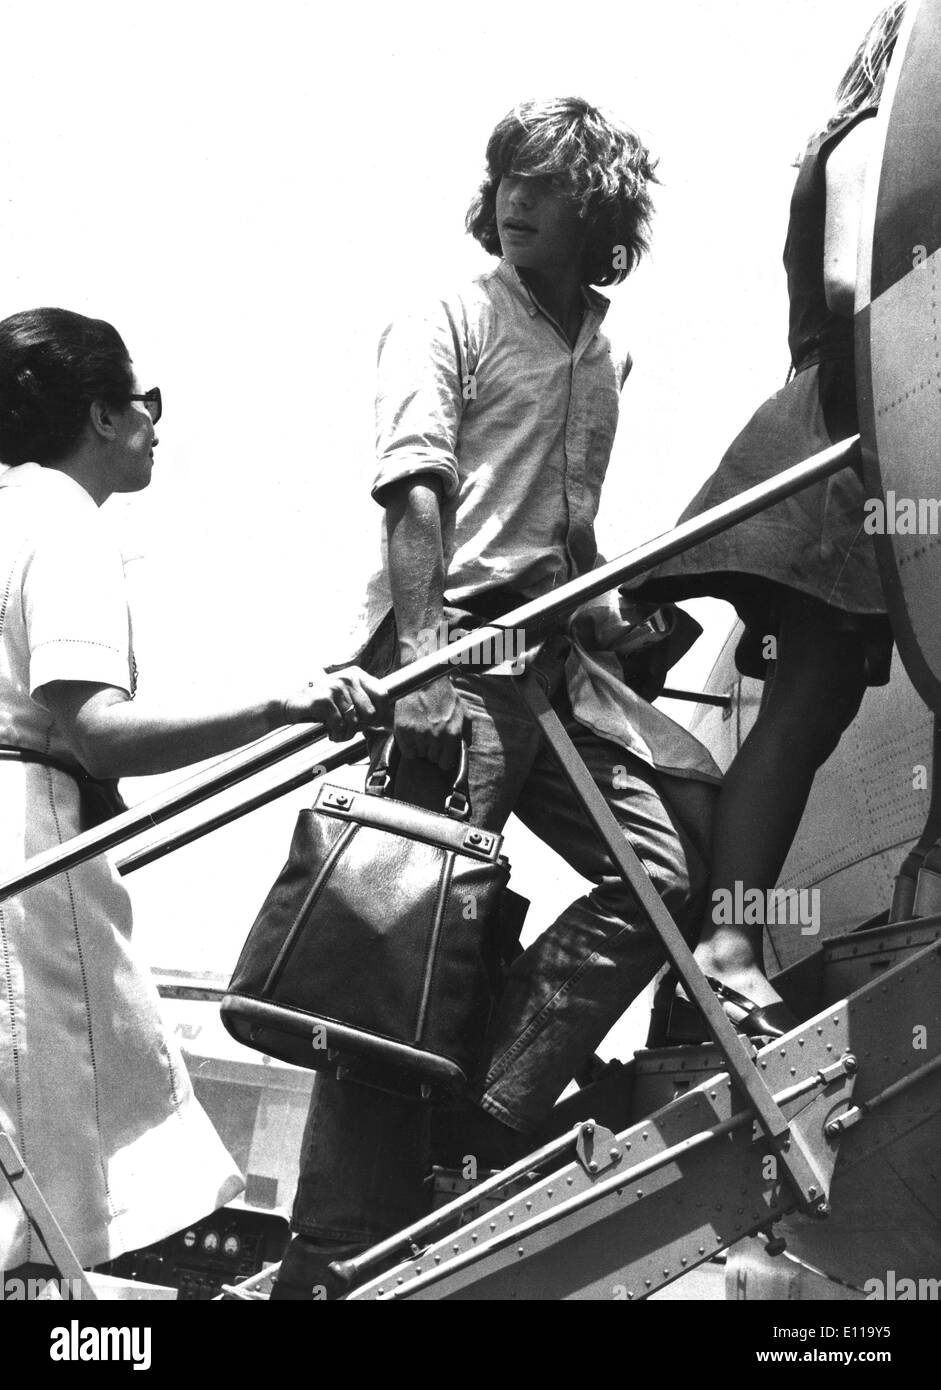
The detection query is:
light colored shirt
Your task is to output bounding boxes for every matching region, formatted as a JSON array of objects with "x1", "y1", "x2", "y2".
[
  {"x1": 370, "y1": 259, "x2": 627, "y2": 602},
  {"x1": 357, "y1": 260, "x2": 720, "y2": 784},
  {"x1": 0, "y1": 461, "x2": 133, "y2": 761}
]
